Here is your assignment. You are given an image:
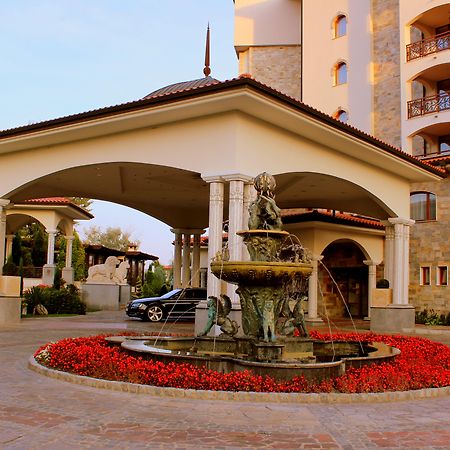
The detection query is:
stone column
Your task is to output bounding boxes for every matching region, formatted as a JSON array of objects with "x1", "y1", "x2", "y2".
[
  {"x1": 195, "y1": 177, "x2": 225, "y2": 335},
  {"x1": 182, "y1": 232, "x2": 191, "y2": 288},
  {"x1": 306, "y1": 255, "x2": 324, "y2": 322},
  {"x1": 203, "y1": 177, "x2": 225, "y2": 299},
  {"x1": 42, "y1": 229, "x2": 57, "y2": 285},
  {"x1": 171, "y1": 229, "x2": 182, "y2": 288},
  {"x1": 388, "y1": 218, "x2": 414, "y2": 305},
  {"x1": 0, "y1": 200, "x2": 10, "y2": 271},
  {"x1": 382, "y1": 221, "x2": 394, "y2": 286},
  {"x1": 5, "y1": 235, "x2": 14, "y2": 260},
  {"x1": 62, "y1": 235, "x2": 75, "y2": 284},
  {"x1": 370, "y1": 218, "x2": 415, "y2": 333},
  {"x1": 242, "y1": 181, "x2": 256, "y2": 261},
  {"x1": 224, "y1": 175, "x2": 252, "y2": 304},
  {"x1": 191, "y1": 232, "x2": 202, "y2": 288},
  {"x1": 363, "y1": 260, "x2": 379, "y2": 319}
]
